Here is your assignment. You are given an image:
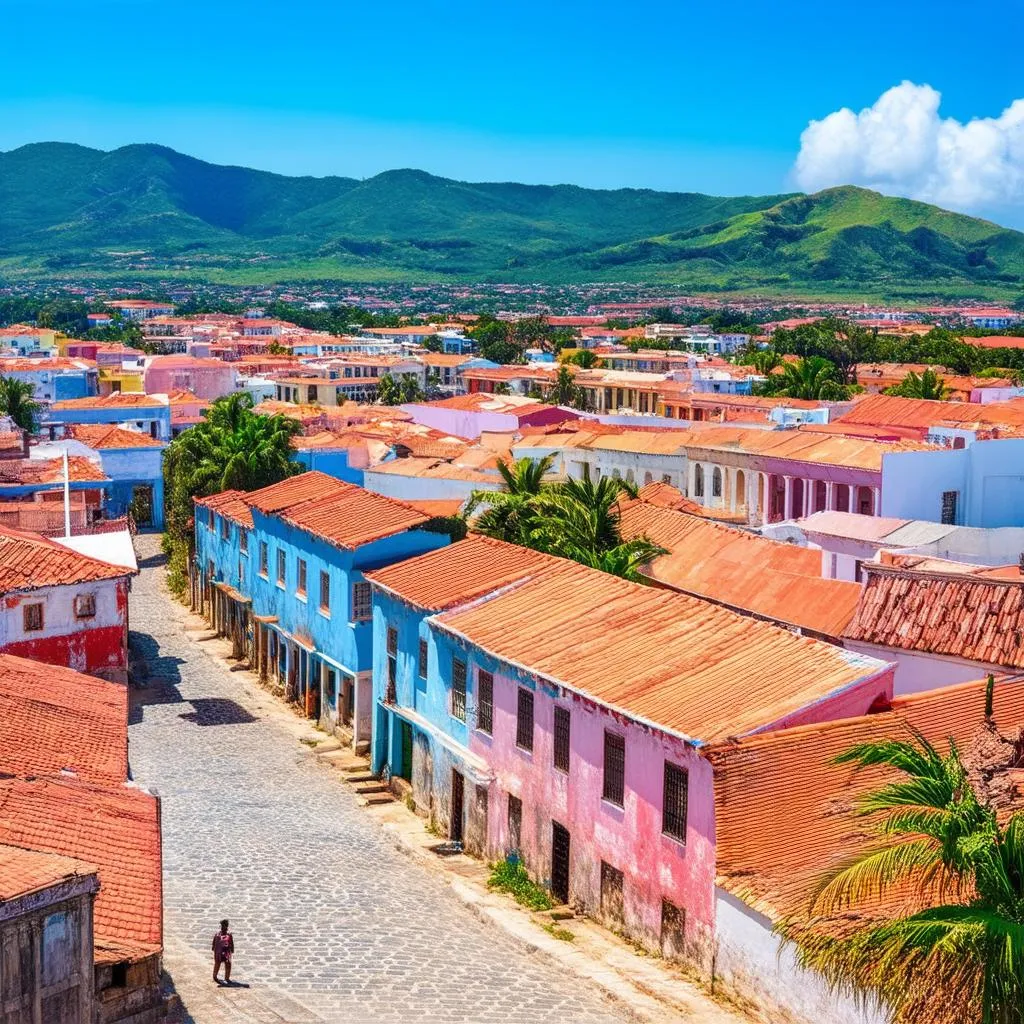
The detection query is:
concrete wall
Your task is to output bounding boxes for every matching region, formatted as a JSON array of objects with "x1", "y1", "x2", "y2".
[
  {"x1": 143, "y1": 363, "x2": 238, "y2": 400},
  {"x1": 49, "y1": 404, "x2": 173, "y2": 442},
  {"x1": 96, "y1": 447, "x2": 165, "y2": 528},
  {"x1": 294, "y1": 448, "x2": 365, "y2": 485},
  {"x1": 713, "y1": 888, "x2": 887, "y2": 1024},
  {"x1": 363, "y1": 469, "x2": 499, "y2": 503},
  {"x1": 882, "y1": 441, "x2": 1024, "y2": 528},
  {"x1": 0, "y1": 578, "x2": 128, "y2": 681},
  {"x1": 844, "y1": 640, "x2": 991, "y2": 696}
]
